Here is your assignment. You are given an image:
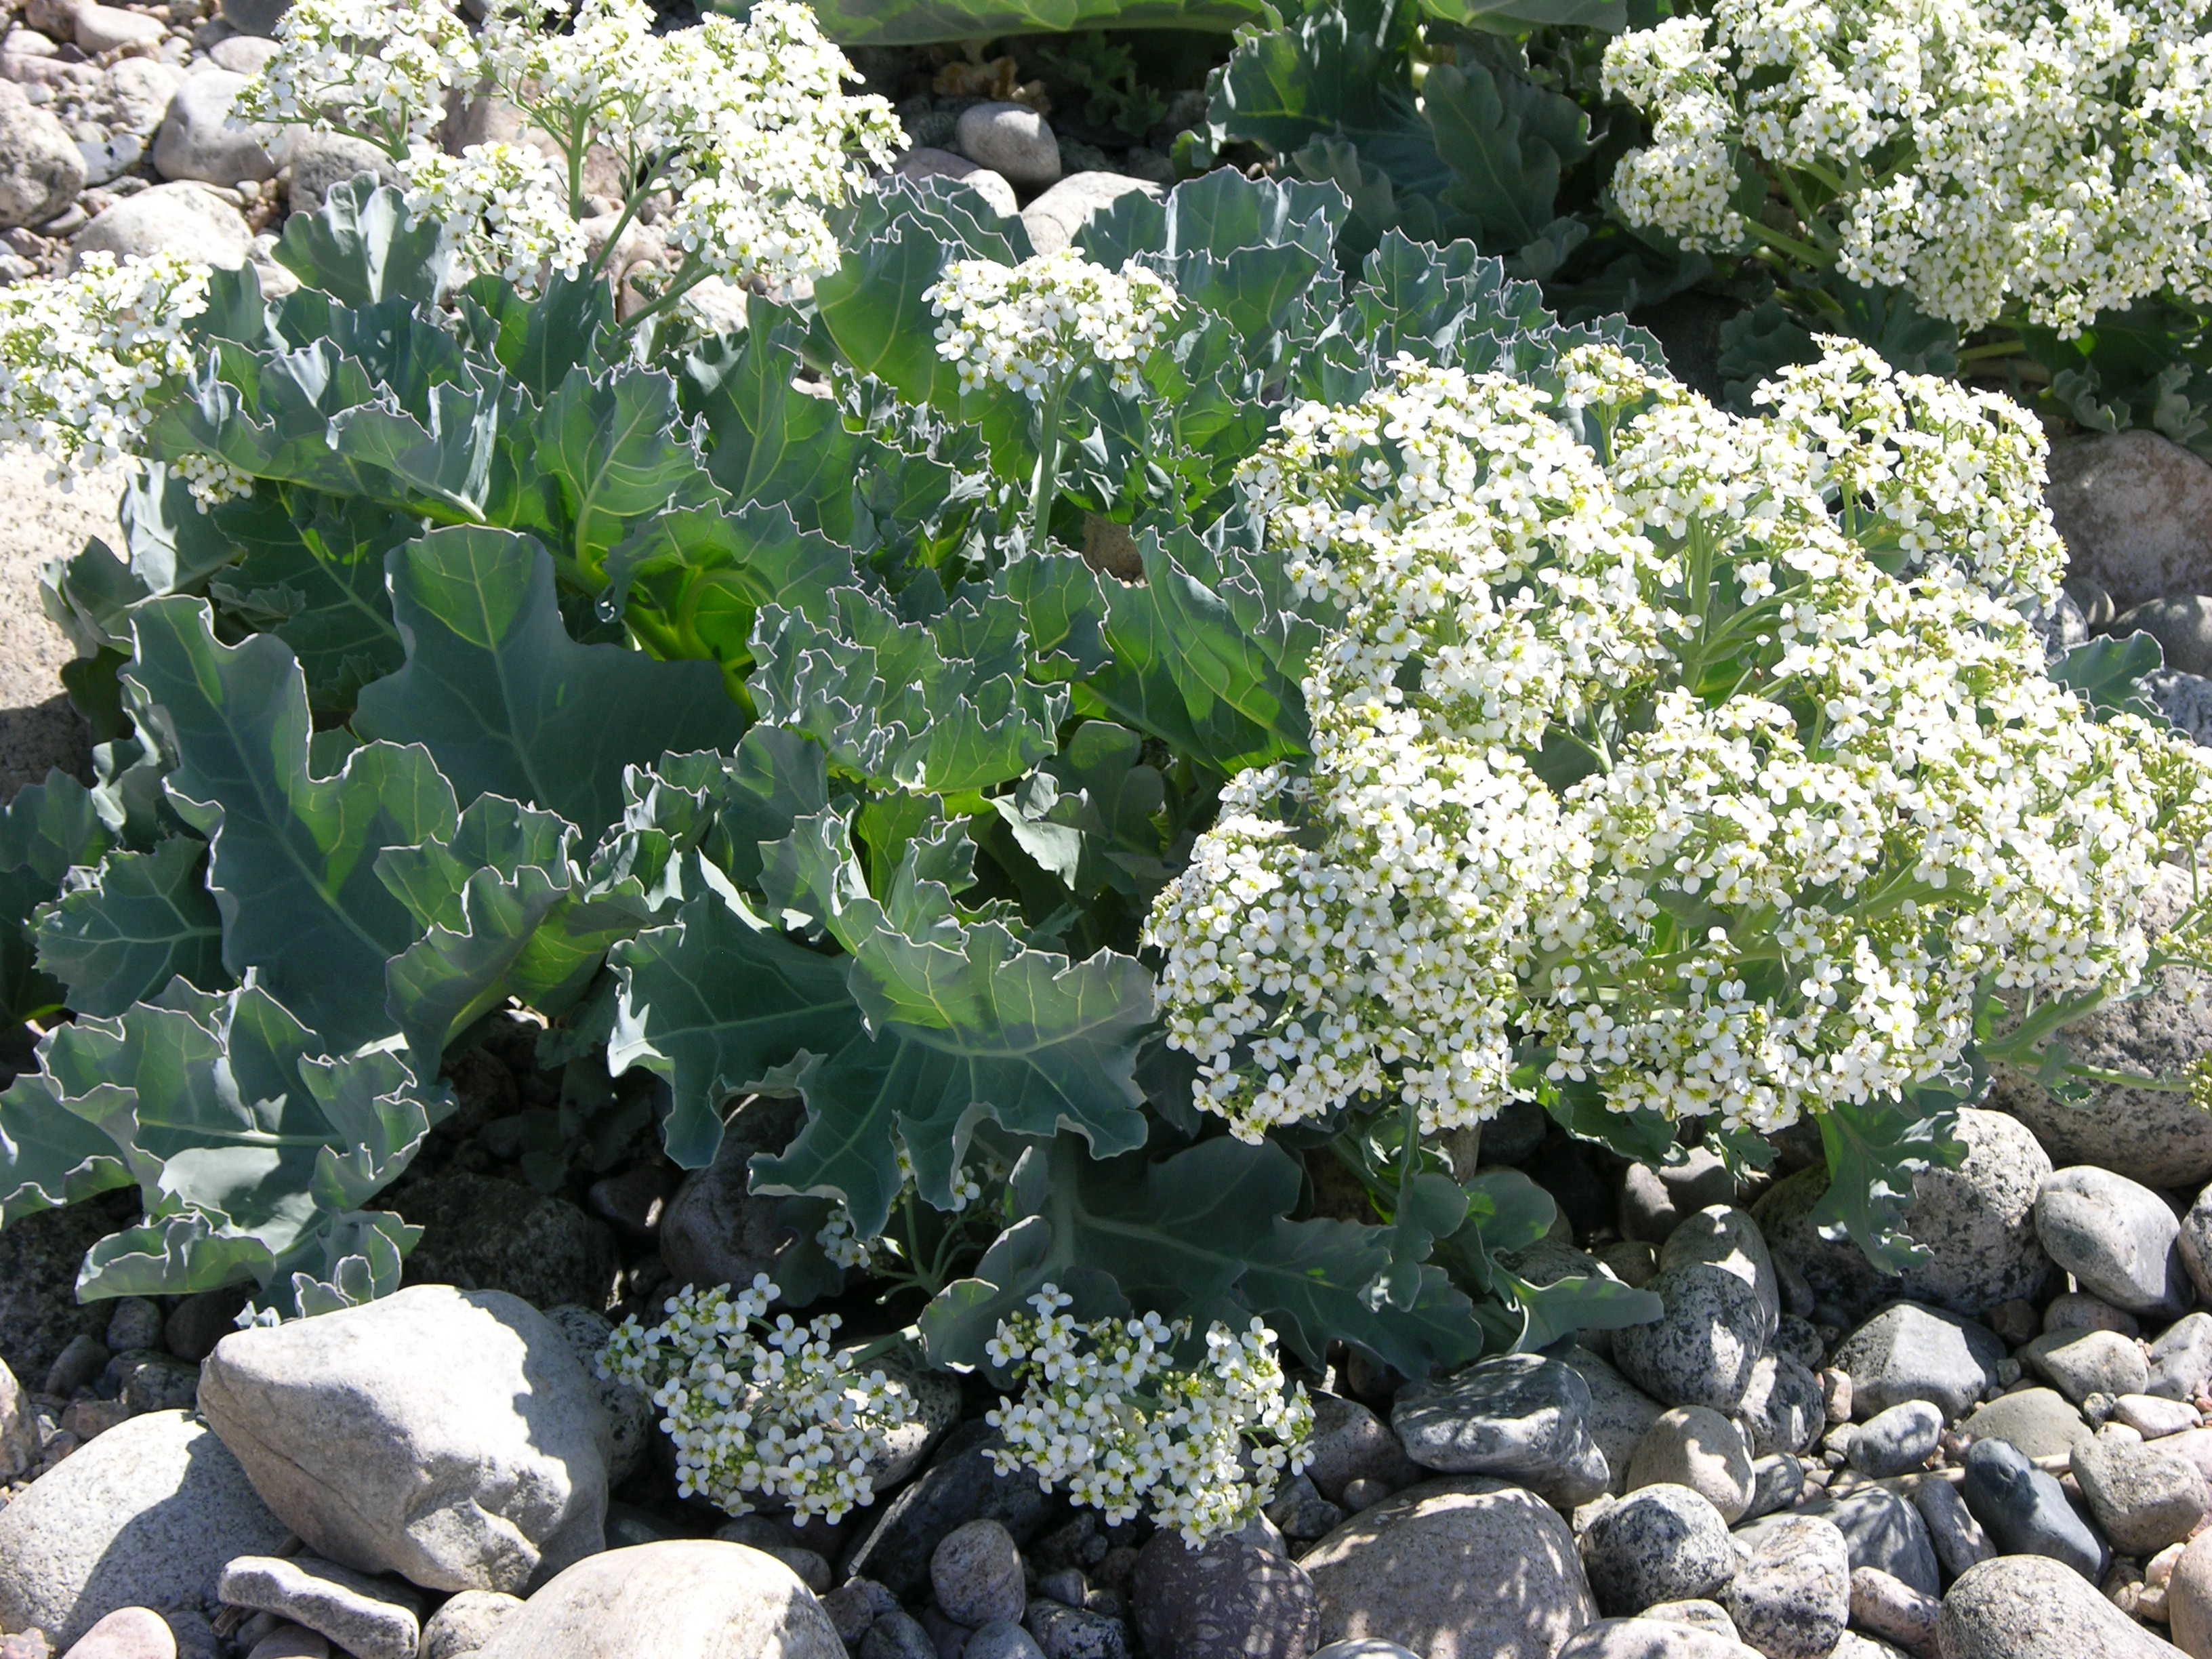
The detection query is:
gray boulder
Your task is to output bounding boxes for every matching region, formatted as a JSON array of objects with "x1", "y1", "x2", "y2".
[
  {"x1": 2070, "y1": 1435, "x2": 2210, "y2": 1557},
  {"x1": 0, "y1": 79, "x2": 83, "y2": 228},
  {"x1": 1556, "y1": 1347, "x2": 1668, "y2": 1496},
  {"x1": 2150, "y1": 1311, "x2": 2212, "y2": 1399},
  {"x1": 2045, "y1": 430, "x2": 2212, "y2": 612},
  {"x1": 1624, "y1": 1407, "x2": 1753, "y2": 1523},
  {"x1": 1956, "y1": 1388, "x2": 2091, "y2": 1459},
  {"x1": 657, "y1": 1094, "x2": 813, "y2": 1293},
  {"x1": 1803, "y1": 1486, "x2": 1940, "y2": 1599},
  {"x1": 1391, "y1": 1353, "x2": 1599, "y2": 1482},
  {"x1": 1846, "y1": 1400, "x2": 1944, "y2": 1478},
  {"x1": 1959, "y1": 1437, "x2": 2105, "y2": 1580},
  {"x1": 2024, "y1": 1328, "x2": 2151, "y2": 1402},
  {"x1": 1936, "y1": 1553, "x2": 2186, "y2": 1659},
  {"x1": 1749, "y1": 1168, "x2": 1896, "y2": 1326},
  {"x1": 396, "y1": 1173, "x2": 620, "y2": 1312},
  {"x1": 1301, "y1": 1392, "x2": 1421, "y2": 1504},
  {"x1": 71, "y1": 180, "x2": 252, "y2": 268},
  {"x1": 1893, "y1": 1109, "x2": 2052, "y2": 1315},
  {"x1": 1612, "y1": 1264, "x2": 1769, "y2": 1412},
  {"x1": 284, "y1": 129, "x2": 399, "y2": 216},
  {"x1": 1721, "y1": 1513, "x2": 1849, "y2": 1659},
  {"x1": 1580, "y1": 1483, "x2": 1736, "y2": 1614},
  {"x1": 0, "y1": 1184, "x2": 124, "y2": 1383},
  {"x1": 197, "y1": 1285, "x2": 610, "y2": 1595},
  {"x1": 1130, "y1": 1532, "x2": 1319, "y2": 1659},
  {"x1": 1558, "y1": 1620, "x2": 1760, "y2": 1659},
  {"x1": 2034, "y1": 1165, "x2": 2188, "y2": 1317},
  {"x1": 1831, "y1": 1302, "x2": 2005, "y2": 1420},
  {"x1": 1021, "y1": 172, "x2": 1160, "y2": 255},
  {"x1": 152, "y1": 68, "x2": 274, "y2": 186},
  {"x1": 1990, "y1": 865, "x2": 2212, "y2": 1189},
  {"x1": 2116, "y1": 594, "x2": 2212, "y2": 678},
  {"x1": 0, "y1": 1409, "x2": 288, "y2": 1649},
  {"x1": 1736, "y1": 1354, "x2": 1824, "y2": 1458},
  {"x1": 468, "y1": 1541, "x2": 844, "y2": 1658},
  {"x1": 954, "y1": 101, "x2": 1060, "y2": 188},
  {"x1": 1300, "y1": 1478, "x2": 1597, "y2": 1659},
  {"x1": 418, "y1": 1590, "x2": 523, "y2": 1659}
]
